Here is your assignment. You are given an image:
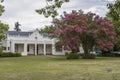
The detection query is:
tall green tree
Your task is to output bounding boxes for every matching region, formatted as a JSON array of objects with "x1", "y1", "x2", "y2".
[
  {"x1": 107, "y1": 0, "x2": 120, "y2": 51},
  {"x1": 40, "y1": 25, "x2": 55, "y2": 33},
  {"x1": 0, "y1": 0, "x2": 9, "y2": 41},
  {"x1": 0, "y1": 22, "x2": 8, "y2": 41},
  {"x1": 36, "y1": 0, "x2": 114, "y2": 18},
  {"x1": 0, "y1": 0, "x2": 4, "y2": 16},
  {"x1": 36, "y1": 0, "x2": 69, "y2": 18}
]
